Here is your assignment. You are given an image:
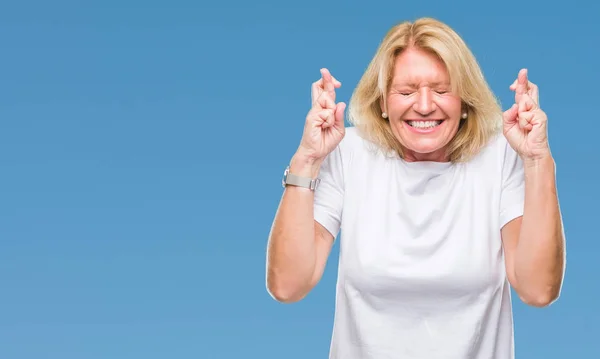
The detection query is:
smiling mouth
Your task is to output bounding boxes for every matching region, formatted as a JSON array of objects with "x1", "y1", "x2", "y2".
[{"x1": 406, "y1": 120, "x2": 444, "y2": 129}]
